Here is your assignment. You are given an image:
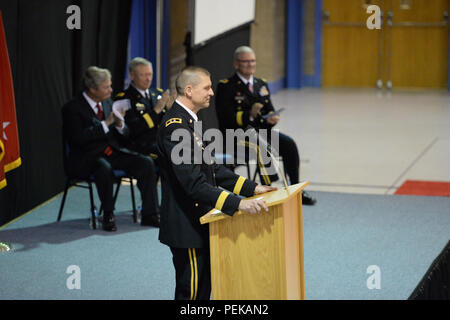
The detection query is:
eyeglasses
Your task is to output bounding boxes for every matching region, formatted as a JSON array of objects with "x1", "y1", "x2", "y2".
[{"x1": 237, "y1": 59, "x2": 256, "y2": 64}]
